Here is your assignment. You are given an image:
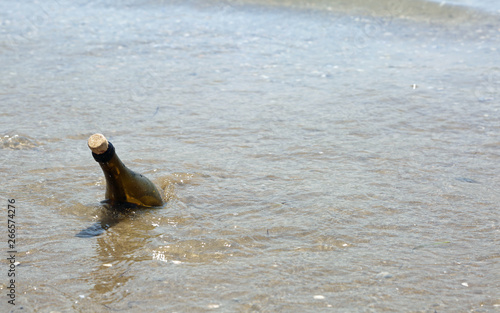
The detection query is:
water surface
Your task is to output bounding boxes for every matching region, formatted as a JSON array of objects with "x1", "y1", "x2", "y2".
[{"x1": 1, "y1": 0, "x2": 499, "y2": 312}]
